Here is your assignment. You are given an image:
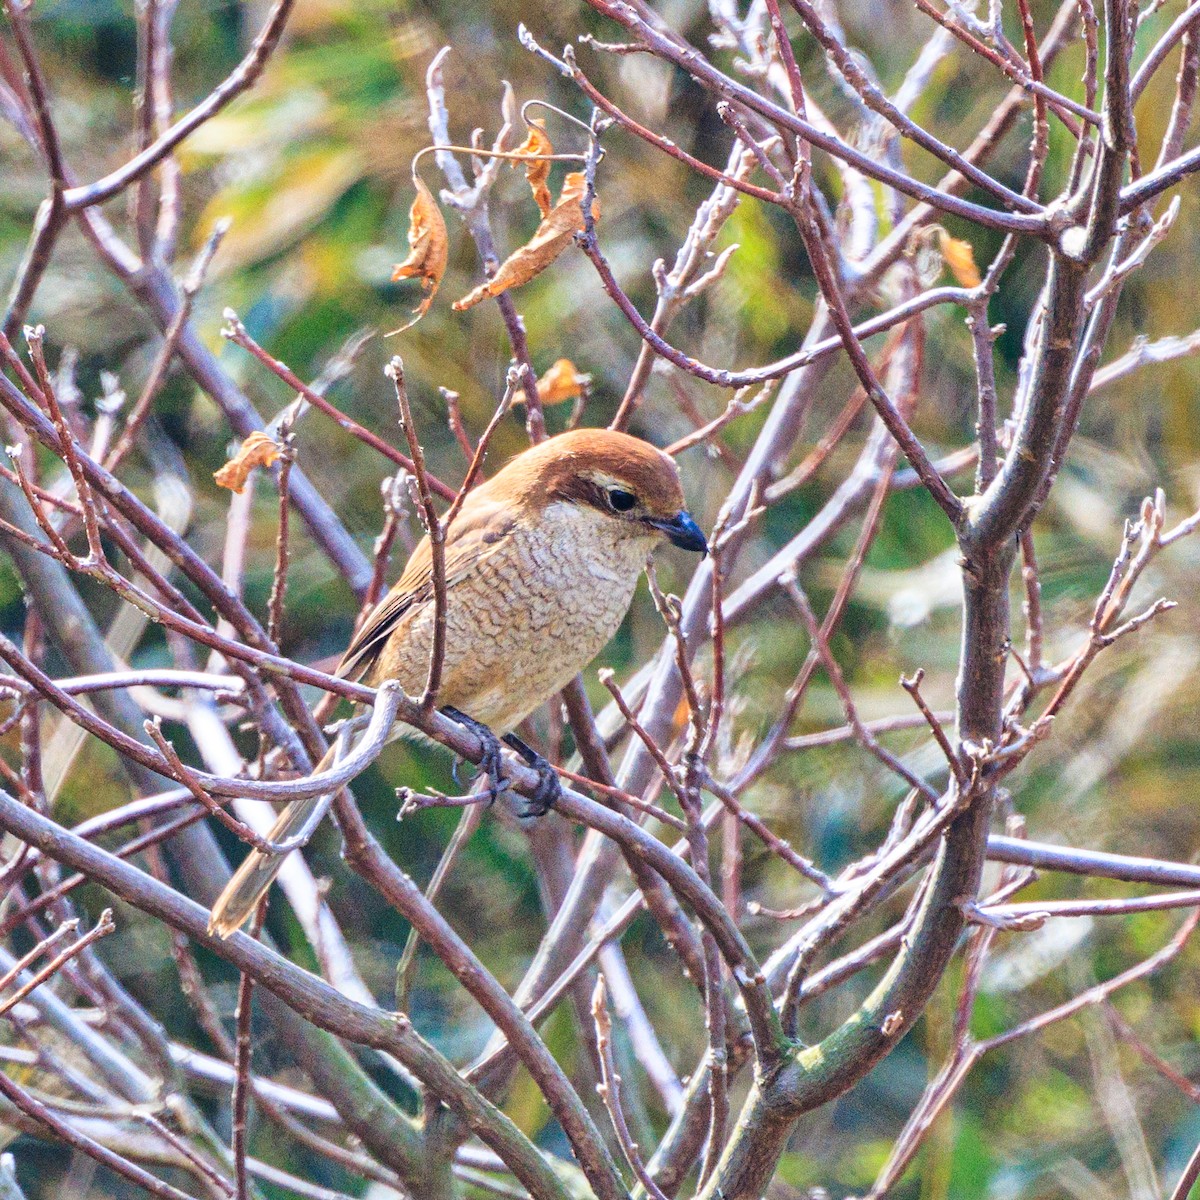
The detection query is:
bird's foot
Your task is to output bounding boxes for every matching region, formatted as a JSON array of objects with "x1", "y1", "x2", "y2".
[
  {"x1": 501, "y1": 733, "x2": 562, "y2": 817},
  {"x1": 442, "y1": 707, "x2": 510, "y2": 804}
]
